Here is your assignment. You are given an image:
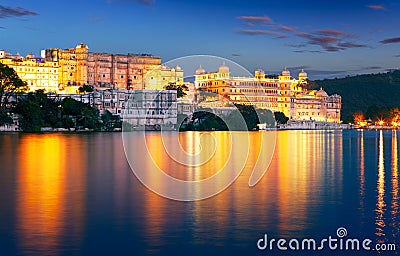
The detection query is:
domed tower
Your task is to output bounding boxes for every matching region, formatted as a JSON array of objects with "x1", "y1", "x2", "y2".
[
  {"x1": 255, "y1": 68, "x2": 265, "y2": 79},
  {"x1": 279, "y1": 67, "x2": 291, "y2": 81},
  {"x1": 316, "y1": 88, "x2": 328, "y2": 98},
  {"x1": 76, "y1": 43, "x2": 88, "y2": 49},
  {"x1": 282, "y1": 67, "x2": 290, "y2": 77},
  {"x1": 218, "y1": 62, "x2": 230, "y2": 73},
  {"x1": 298, "y1": 69, "x2": 308, "y2": 83},
  {"x1": 195, "y1": 64, "x2": 205, "y2": 75}
]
